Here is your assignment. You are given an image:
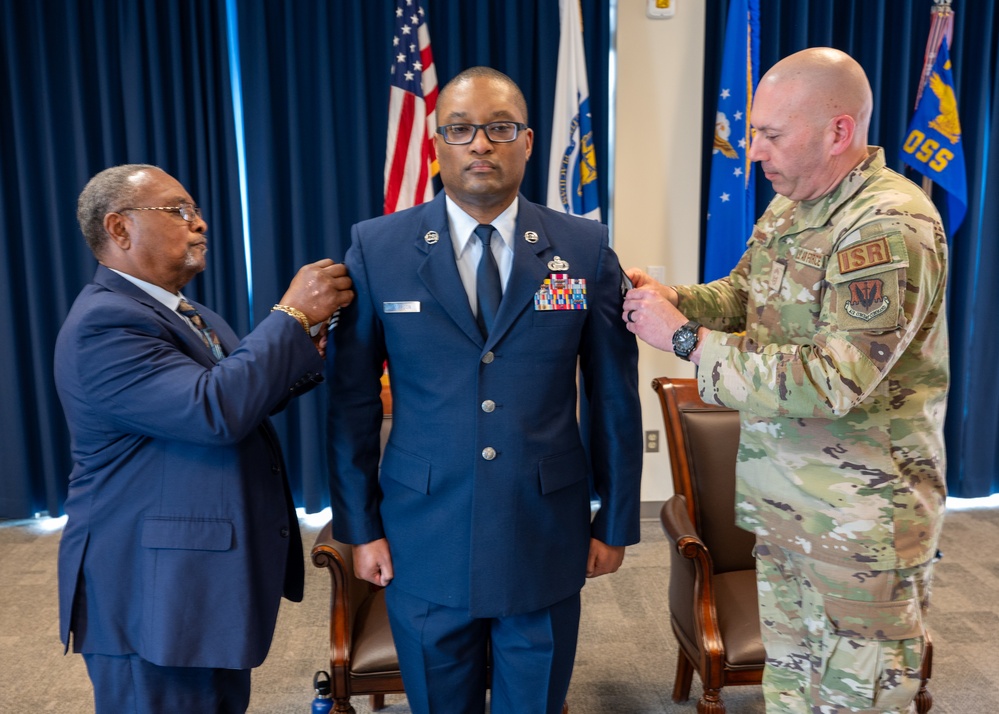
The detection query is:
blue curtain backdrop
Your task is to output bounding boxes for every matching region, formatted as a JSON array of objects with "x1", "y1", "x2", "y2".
[
  {"x1": 0, "y1": 0, "x2": 610, "y2": 519},
  {"x1": 0, "y1": 0, "x2": 245, "y2": 519},
  {"x1": 700, "y1": 0, "x2": 999, "y2": 498},
  {"x1": 3, "y1": 1, "x2": 996, "y2": 519},
  {"x1": 233, "y1": 0, "x2": 612, "y2": 513}
]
